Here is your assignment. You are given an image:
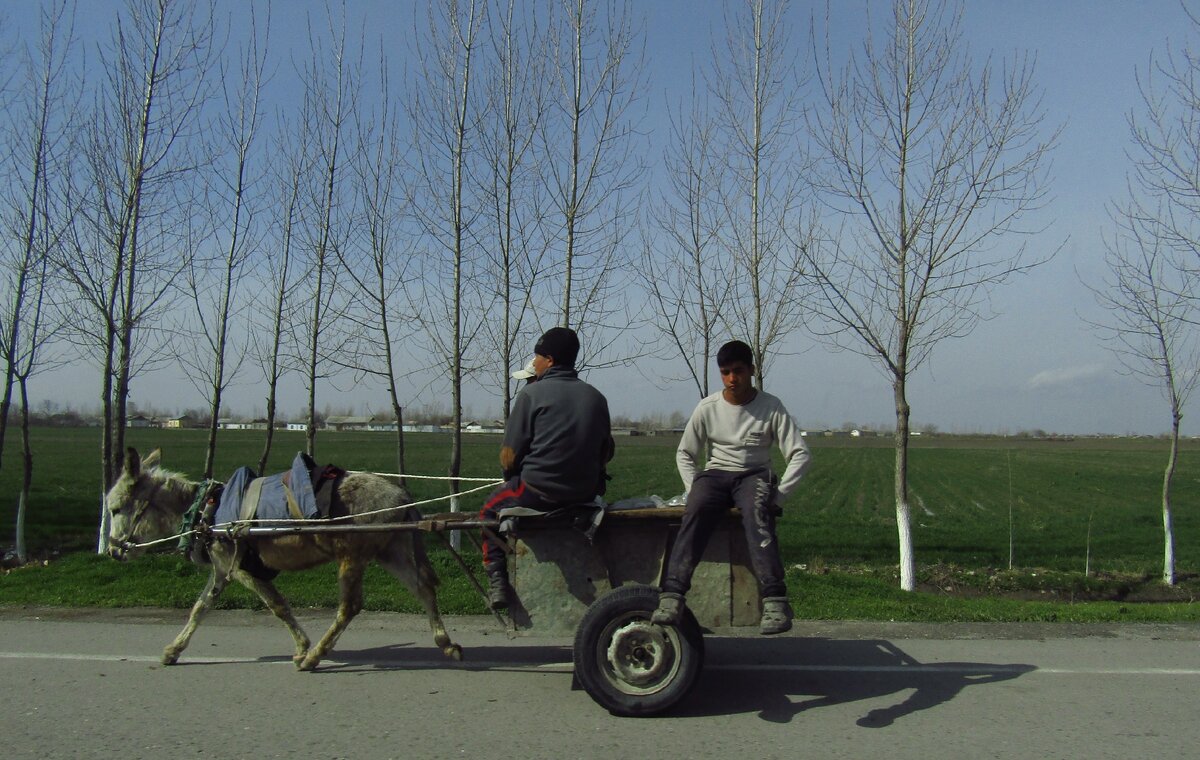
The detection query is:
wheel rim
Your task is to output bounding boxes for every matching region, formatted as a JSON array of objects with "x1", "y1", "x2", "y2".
[{"x1": 596, "y1": 611, "x2": 684, "y2": 696}]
